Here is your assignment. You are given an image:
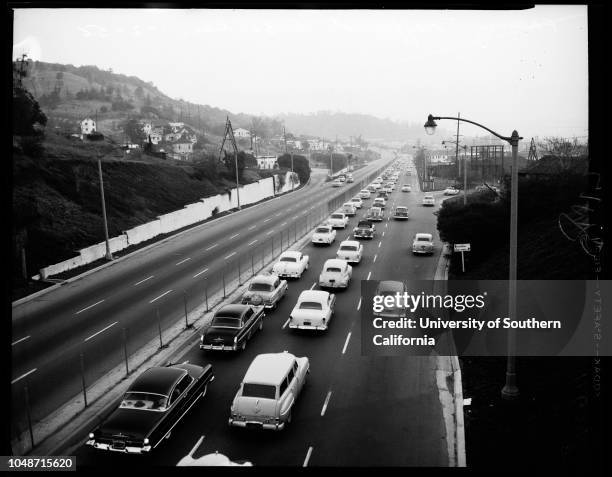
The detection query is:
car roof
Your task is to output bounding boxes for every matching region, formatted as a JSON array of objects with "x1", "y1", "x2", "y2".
[
  {"x1": 396, "y1": 206, "x2": 408, "y2": 210},
  {"x1": 216, "y1": 304, "x2": 251, "y2": 317},
  {"x1": 243, "y1": 353, "x2": 297, "y2": 386},
  {"x1": 340, "y1": 240, "x2": 360, "y2": 247},
  {"x1": 129, "y1": 366, "x2": 187, "y2": 396},
  {"x1": 298, "y1": 289, "x2": 330, "y2": 302},
  {"x1": 280, "y1": 251, "x2": 301, "y2": 258},
  {"x1": 371, "y1": 206, "x2": 382, "y2": 211},
  {"x1": 251, "y1": 274, "x2": 277, "y2": 285},
  {"x1": 376, "y1": 280, "x2": 405, "y2": 293},
  {"x1": 415, "y1": 233, "x2": 433, "y2": 239},
  {"x1": 331, "y1": 211, "x2": 345, "y2": 216},
  {"x1": 323, "y1": 258, "x2": 347, "y2": 268}
]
